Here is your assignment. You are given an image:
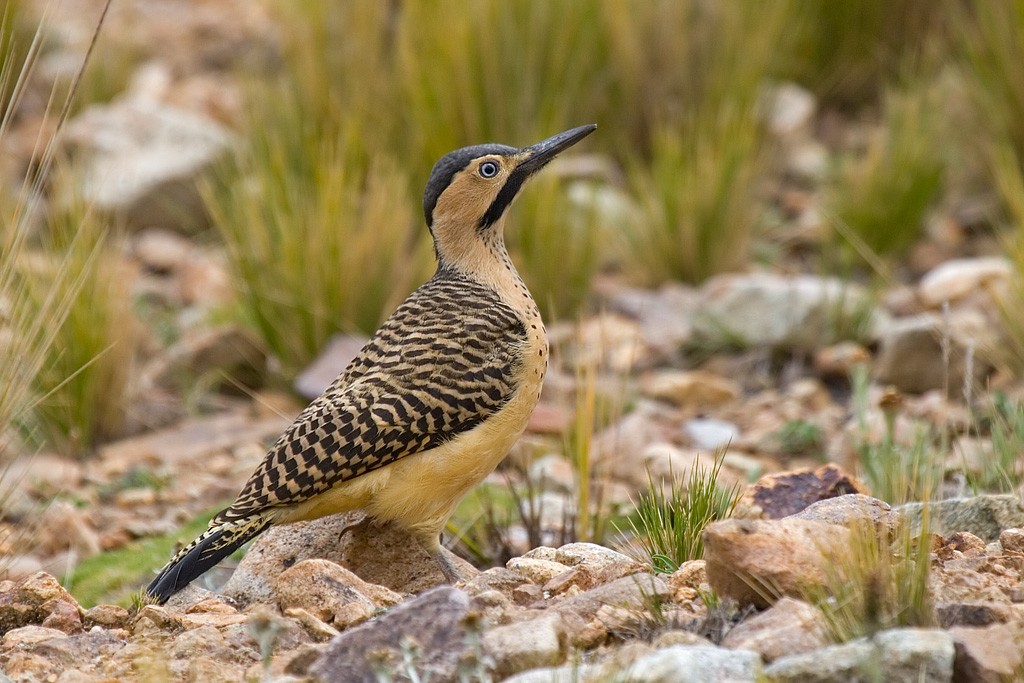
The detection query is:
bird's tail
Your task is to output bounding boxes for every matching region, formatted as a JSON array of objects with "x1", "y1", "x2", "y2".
[{"x1": 146, "y1": 513, "x2": 273, "y2": 604}]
